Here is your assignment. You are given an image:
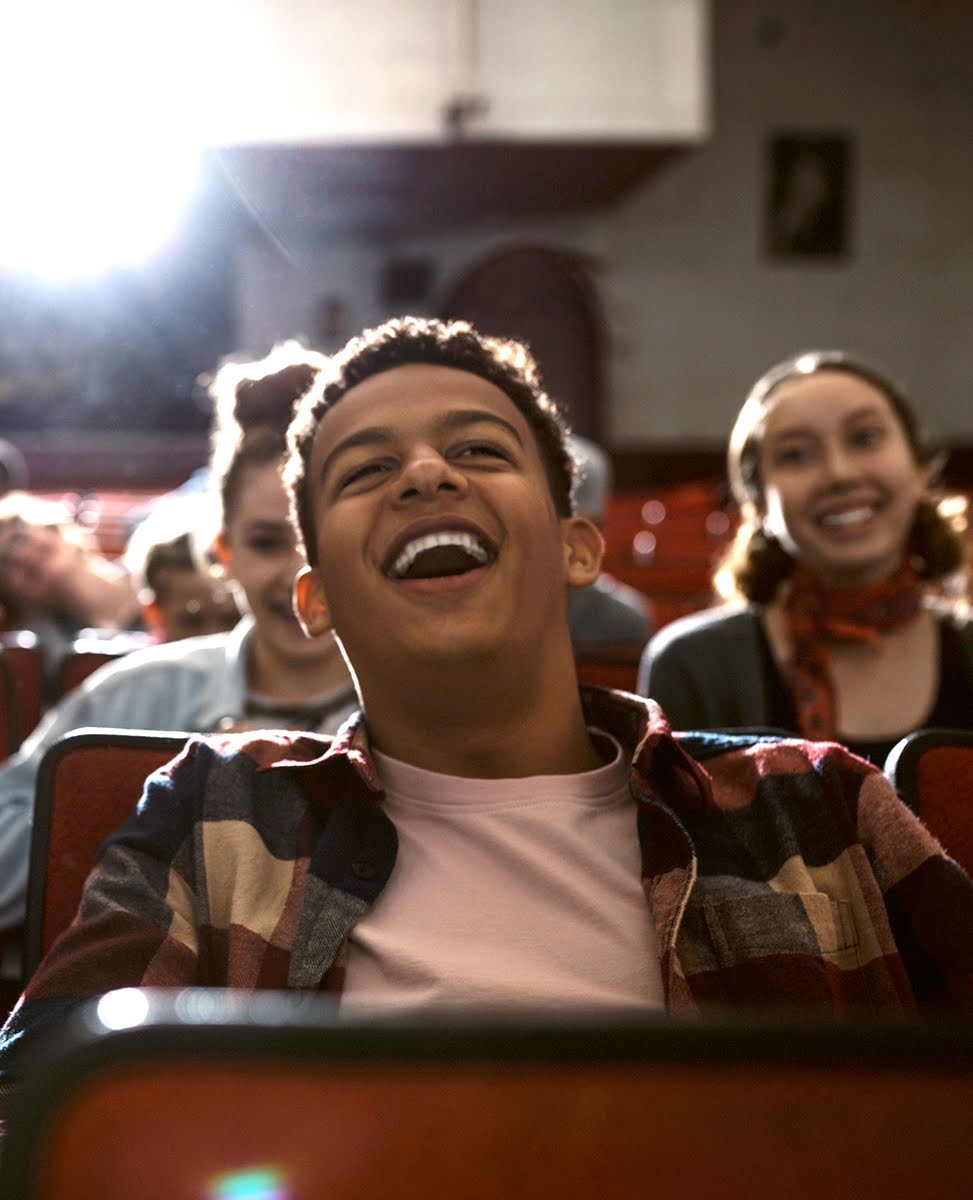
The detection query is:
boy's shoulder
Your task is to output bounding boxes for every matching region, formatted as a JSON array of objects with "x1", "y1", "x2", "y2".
[
  {"x1": 677, "y1": 727, "x2": 885, "y2": 824},
  {"x1": 184, "y1": 727, "x2": 338, "y2": 772}
]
